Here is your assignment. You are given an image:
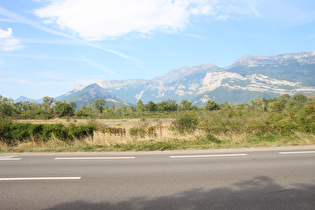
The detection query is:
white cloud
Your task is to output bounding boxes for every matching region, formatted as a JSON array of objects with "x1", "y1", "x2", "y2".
[
  {"x1": 0, "y1": 6, "x2": 140, "y2": 64},
  {"x1": 0, "y1": 28, "x2": 23, "y2": 51},
  {"x1": 34, "y1": 0, "x2": 259, "y2": 40},
  {"x1": 0, "y1": 27, "x2": 13, "y2": 38}
]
